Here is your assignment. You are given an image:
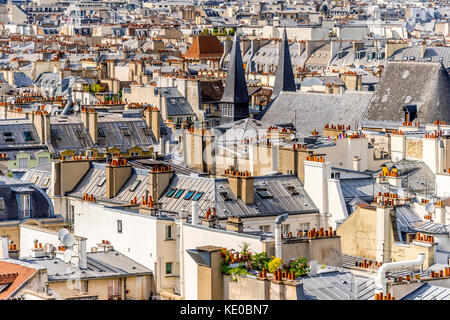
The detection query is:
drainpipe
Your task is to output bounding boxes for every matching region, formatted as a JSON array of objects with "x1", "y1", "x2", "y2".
[
  {"x1": 375, "y1": 253, "x2": 426, "y2": 295},
  {"x1": 274, "y1": 213, "x2": 288, "y2": 258},
  {"x1": 178, "y1": 213, "x2": 184, "y2": 298}
]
